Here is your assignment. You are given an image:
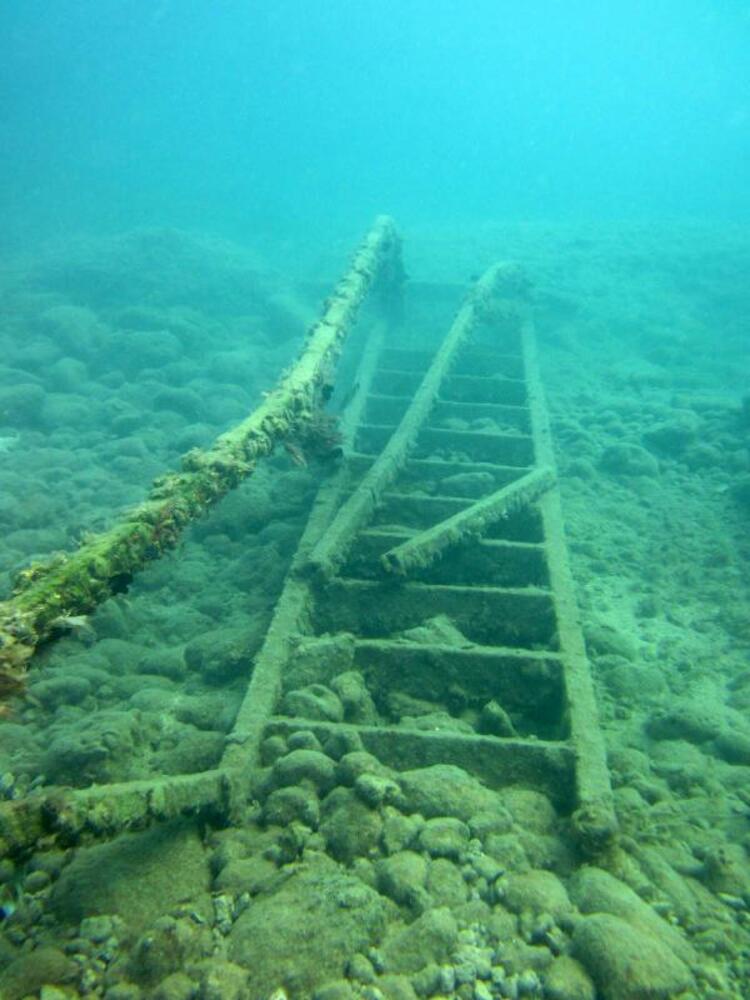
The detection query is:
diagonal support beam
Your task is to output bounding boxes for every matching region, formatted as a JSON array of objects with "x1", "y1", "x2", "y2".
[
  {"x1": 305, "y1": 262, "x2": 521, "y2": 580},
  {"x1": 381, "y1": 465, "x2": 556, "y2": 576}
]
